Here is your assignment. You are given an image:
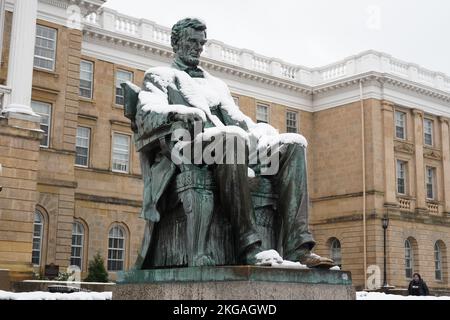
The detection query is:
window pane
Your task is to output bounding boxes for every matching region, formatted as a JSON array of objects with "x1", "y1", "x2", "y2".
[
  {"x1": 256, "y1": 104, "x2": 269, "y2": 124},
  {"x1": 286, "y1": 111, "x2": 298, "y2": 133},
  {"x1": 34, "y1": 25, "x2": 57, "y2": 71},
  {"x1": 112, "y1": 134, "x2": 130, "y2": 173},
  {"x1": 395, "y1": 111, "x2": 406, "y2": 139},
  {"x1": 115, "y1": 70, "x2": 133, "y2": 105},
  {"x1": 31, "y1": 101, "x2": 51, "y2": 147},
  {"x1": 79, "y1": 61, "x2": 93, "y2": 98},
  {"x1": 107, "y1": 226, "x2": 126, "y2": 271},
  {"x1": 424, "y1": 119, "x2": 433, "y2": 146},
  {"x1": 75, "y1": 127, "x2": 90, "y2": 166}
]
